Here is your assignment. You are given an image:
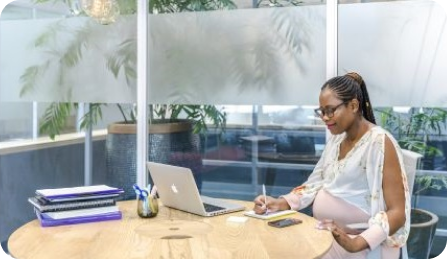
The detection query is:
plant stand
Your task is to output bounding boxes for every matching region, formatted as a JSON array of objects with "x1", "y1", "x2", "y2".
[
  {"x1": 406, "y1": 208, "x2": 439, "y2": 259},
  {"x1": 106, "y1": 120, "x2": 202, "y2": 200}
]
